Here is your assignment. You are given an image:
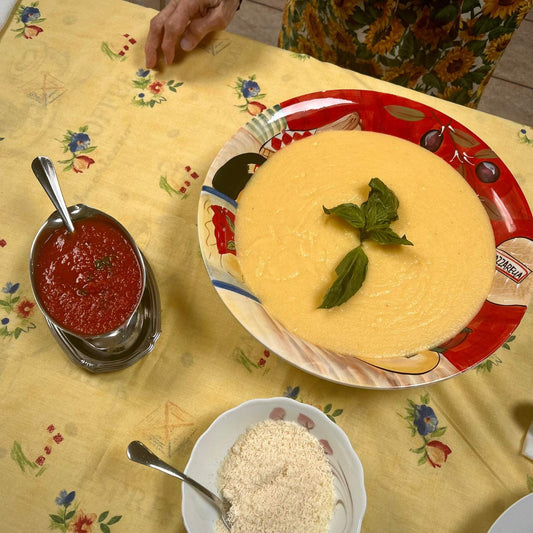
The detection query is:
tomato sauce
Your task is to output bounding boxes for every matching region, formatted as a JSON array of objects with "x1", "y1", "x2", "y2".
[{"x1": 33, "y1": 215, "x2": 144, "y2": 336}]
